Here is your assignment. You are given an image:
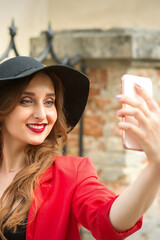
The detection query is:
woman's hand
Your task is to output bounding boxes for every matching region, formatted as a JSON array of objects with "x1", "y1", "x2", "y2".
[
  {"x1": 116, "y1": 83, "x2": 160, "y2": 168},
  {"x1": 109, "y1": 85, "x2": 160, "y2": 232}
]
